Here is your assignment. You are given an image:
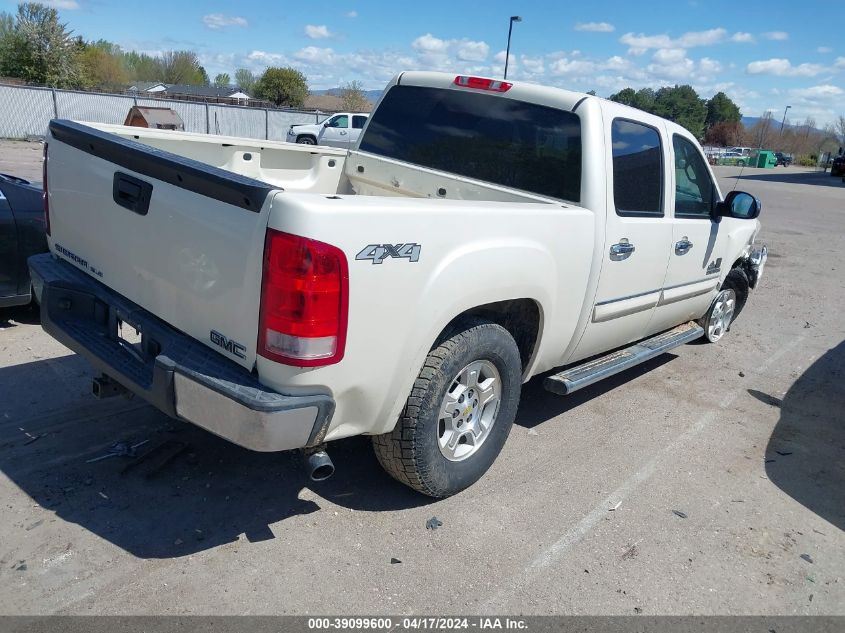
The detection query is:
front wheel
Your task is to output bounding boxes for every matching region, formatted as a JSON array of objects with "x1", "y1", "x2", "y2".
[
  {"x1": 700, "y1": 288, "x2": 736, "y2": 343},
  {"x1": 372, "y1": 320, "x2": 522, "y2": 497},
  {"x1": 296, "y1": 136, "x2": 316, "y2": 145}
]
